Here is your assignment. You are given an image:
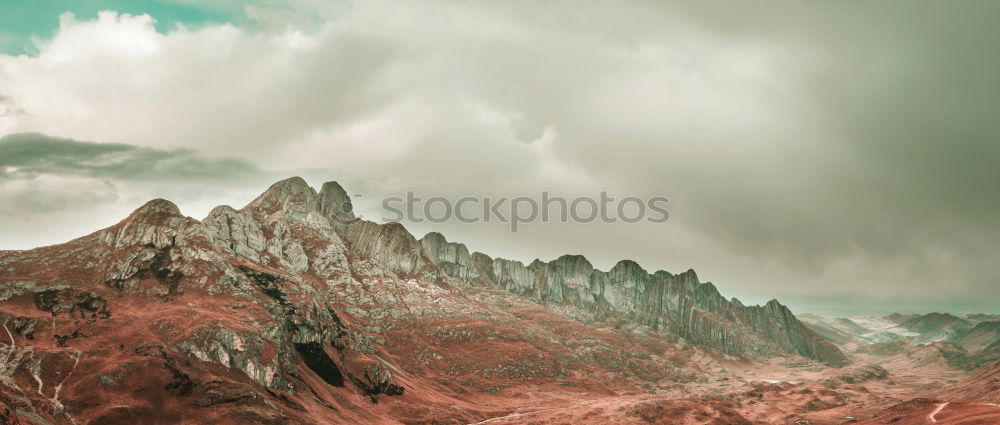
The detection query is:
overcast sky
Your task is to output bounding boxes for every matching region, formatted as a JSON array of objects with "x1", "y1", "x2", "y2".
[{"x1": 2, "y1": 1, "x2": 998, "y2": 315}]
